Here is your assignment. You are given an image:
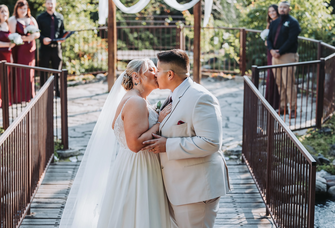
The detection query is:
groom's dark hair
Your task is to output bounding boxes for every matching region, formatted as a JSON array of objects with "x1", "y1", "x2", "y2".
[{"x1": 157, "y1": 49, "x2": 190, "y2": 72}]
